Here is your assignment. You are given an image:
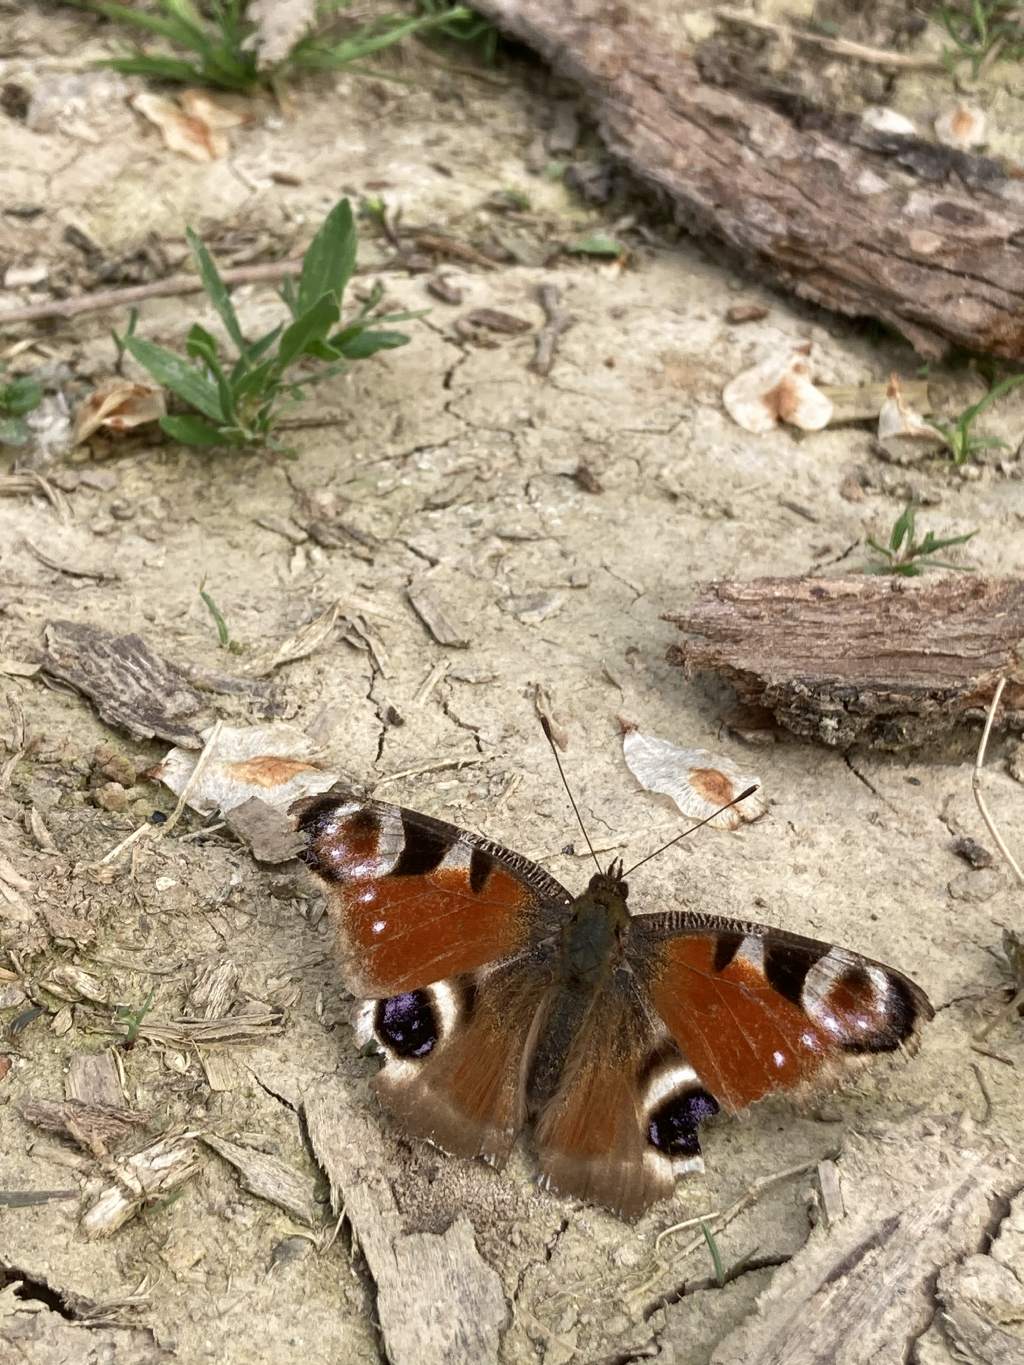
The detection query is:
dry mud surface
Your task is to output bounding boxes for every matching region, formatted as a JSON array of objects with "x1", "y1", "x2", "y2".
[{"x1": 1, "y1": 5, "x2": 1023, "y2": 1364}]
